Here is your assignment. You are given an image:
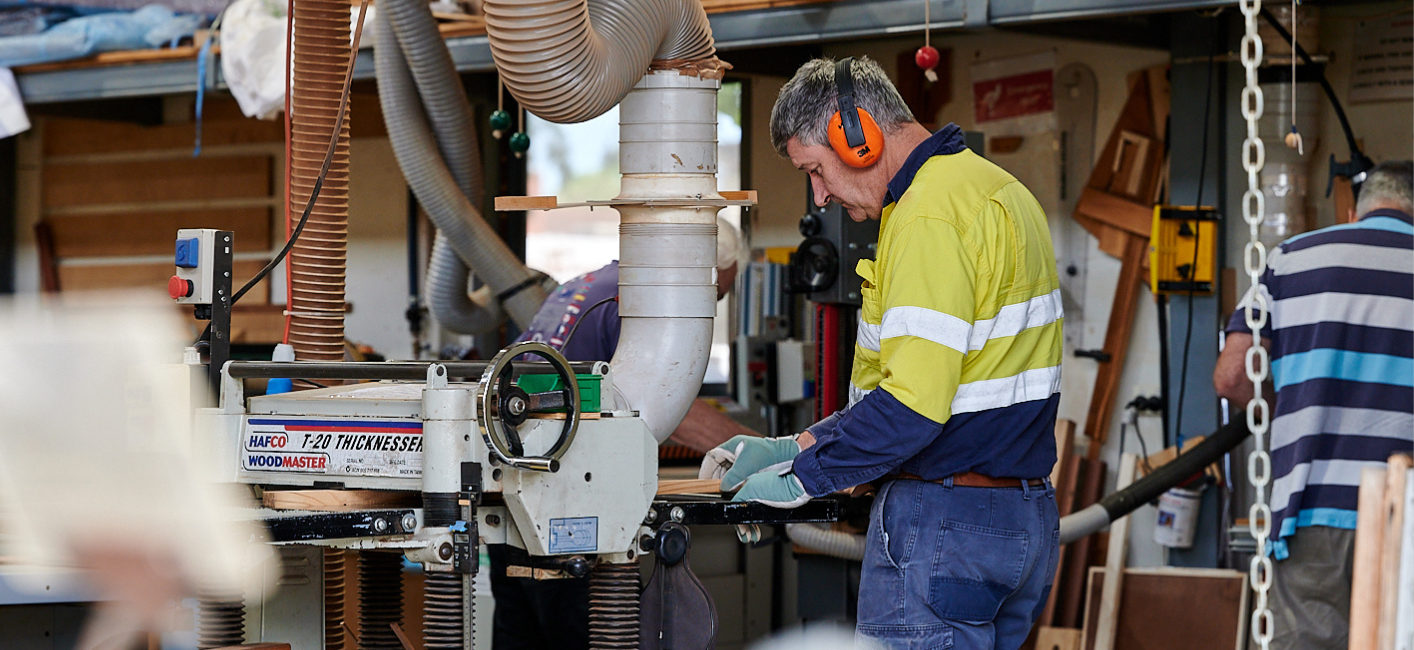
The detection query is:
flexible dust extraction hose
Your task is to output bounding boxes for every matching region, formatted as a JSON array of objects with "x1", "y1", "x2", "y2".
[
  {"x1": 286, "y1": 0, "x2": 352, "y2": 361},
  {"x1": 1059, "y1": 418, "x2": 1252, "y2": 544},
  {"x1": 426, "y1": 237, "x2": 507, "y2": 334},
  {"x1": 378, "y1": 0, "x2": 511, "y2": 334},
  {"x1": 785, "y1": 523, "x2": 866, "y2": 561},
  {"x1": 483, "y1": 0, "x2": 715, "y2": 124},
  {"x1": 374, "y1": 14, "x2": 545, "y2": 328}
]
